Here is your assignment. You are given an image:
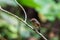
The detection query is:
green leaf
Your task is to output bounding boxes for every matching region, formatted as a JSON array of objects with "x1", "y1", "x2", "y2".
[
  {"x1": 0, "y1": 19, "x2": 7, "y2": 27},
  {"x1": 17, "y1": 0, "x2": 55, "y2": 11},
  {"x1": 45, "y1": 14, "x2": 55, "y2": 21},
  {"x1": 0, "y1": 11, "x2": 19, "y2": 27},
  {"x1": 7, "y1": 25, "x2": 17, "y2": 33},
  {"x1": 17, "y1": 0, "x2": 40, "y2": 8},
  {"x1": 57, "y1": 13, "x2": 60, "y2": 19},
  {"x1": 5, "y1": 30, "x2": 18, "y2": 39},
  {"x1": 17, "y1": 0, "x2": 60, "y2": 21}
]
